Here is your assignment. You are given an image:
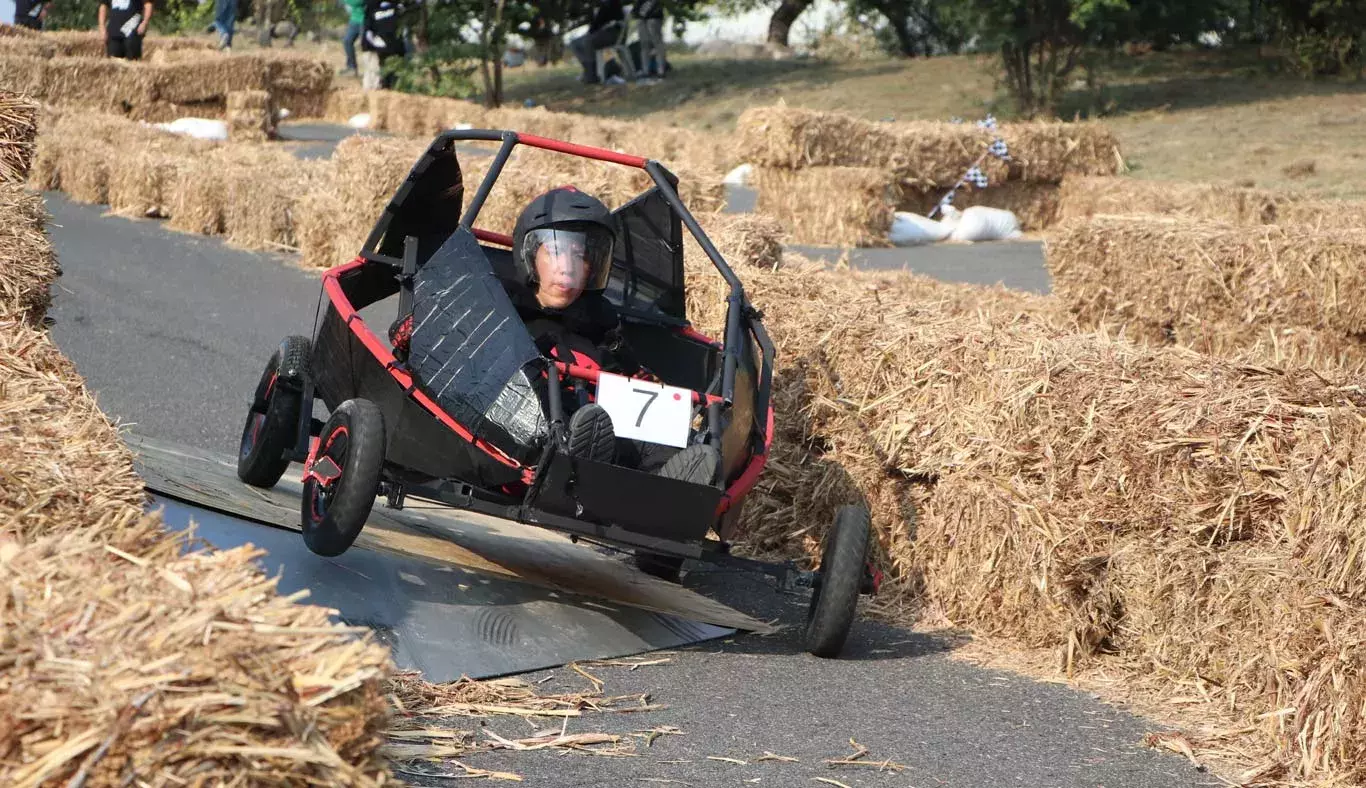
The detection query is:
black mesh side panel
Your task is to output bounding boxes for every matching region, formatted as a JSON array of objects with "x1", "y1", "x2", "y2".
[
  {"x1": 407, "y1": 228, "x2": 548, "y2": 459},
  {"x1": 607, "y1": 188, "x2": 685, "y2": 320}
]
